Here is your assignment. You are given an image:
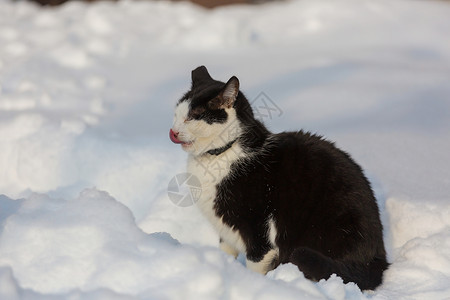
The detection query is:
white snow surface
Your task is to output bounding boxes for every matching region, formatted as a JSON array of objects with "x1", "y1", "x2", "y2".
[{"x1": 1, "y1": 0, "x2": 450, "y2": 298}]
